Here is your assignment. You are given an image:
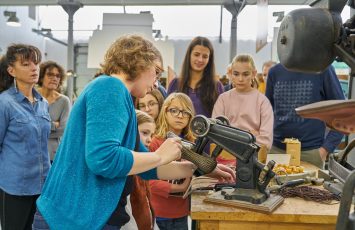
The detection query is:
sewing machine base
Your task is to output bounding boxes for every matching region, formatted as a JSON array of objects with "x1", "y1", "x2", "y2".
[
  {"x1": 205, "y1": 189, "x2": 284, "y2": 213},
  {"x1": 221, "y1": 188, "x2": 268, "y2": 204}
]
